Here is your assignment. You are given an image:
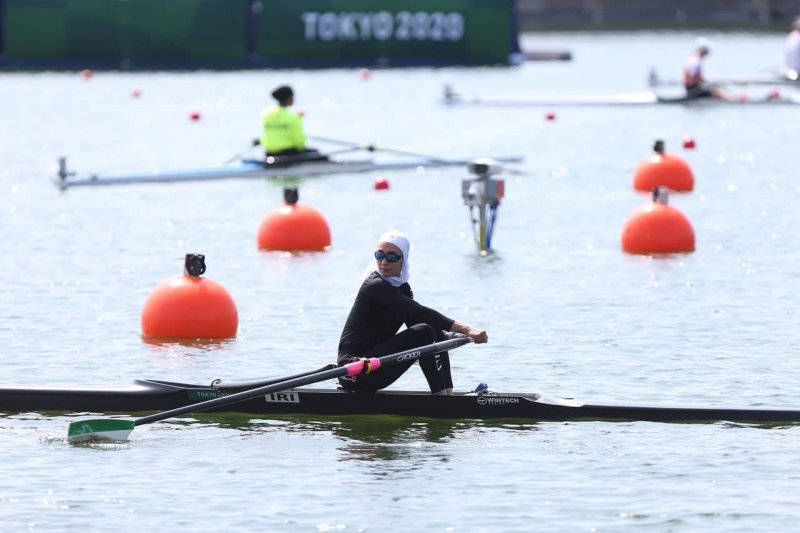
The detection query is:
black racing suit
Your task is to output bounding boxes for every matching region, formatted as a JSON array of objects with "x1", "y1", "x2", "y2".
[
  {"x1": 338, "y1": 272, "x2": 455, "y2": 393},
  {"x1": 685, "y1": 83, "x2": 714, "y2": 98}
]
